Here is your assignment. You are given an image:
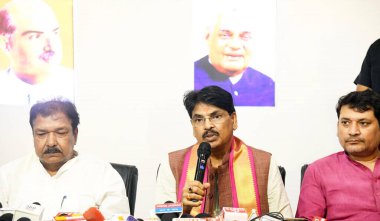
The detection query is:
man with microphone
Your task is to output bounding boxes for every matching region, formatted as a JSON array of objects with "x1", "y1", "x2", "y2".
[
  {"x1": 155, "y1": 86, "x2": 292, "y2": 218},
  {"x1": 0, "y1": 98, "x2": 130, "y2": 220}
]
